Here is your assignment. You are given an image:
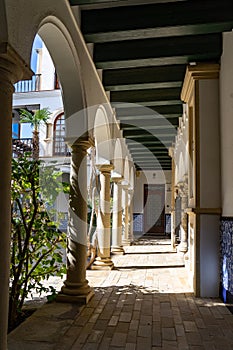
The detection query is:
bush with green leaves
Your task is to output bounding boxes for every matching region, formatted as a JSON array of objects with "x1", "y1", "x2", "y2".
[{"x1": 9, "y1": 155, "x2": 67, "y2": 331}]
